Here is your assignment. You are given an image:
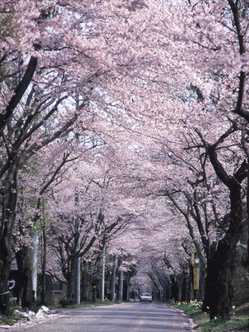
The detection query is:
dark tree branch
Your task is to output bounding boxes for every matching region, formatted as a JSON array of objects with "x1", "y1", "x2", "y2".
[{"x1": 0, "y1": 56, "x2": 38, "y2": 132}]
